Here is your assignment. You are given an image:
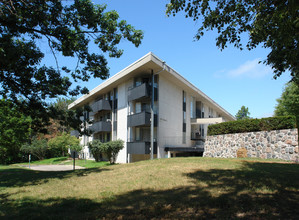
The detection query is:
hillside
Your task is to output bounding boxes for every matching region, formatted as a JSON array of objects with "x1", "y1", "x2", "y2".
[{"x1": 1, "y1": 157, "x2": 298, "y2": 219}]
